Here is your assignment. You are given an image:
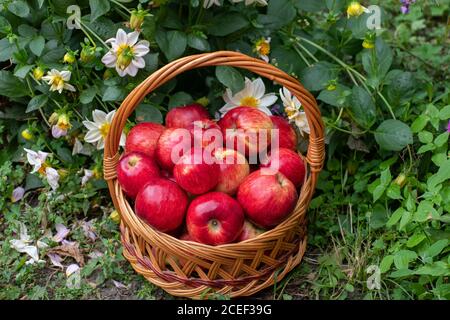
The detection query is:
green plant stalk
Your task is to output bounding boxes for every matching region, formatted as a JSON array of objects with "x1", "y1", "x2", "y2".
[
  {"x1": 26, "y1": 76, "x2": 51, "y2": 128},
  {"x1": 297, "y1": 37, "x2": 397, "y2": 120},
  {"x1": 110, "y1": 0, "x2": 132, "y2": 14},
  {"x1": 292, "y1": 45, "x2": 312, "y2": 67},
  {"x1": 80, "y1": 22, "x2": 109, "y2": 49}
]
